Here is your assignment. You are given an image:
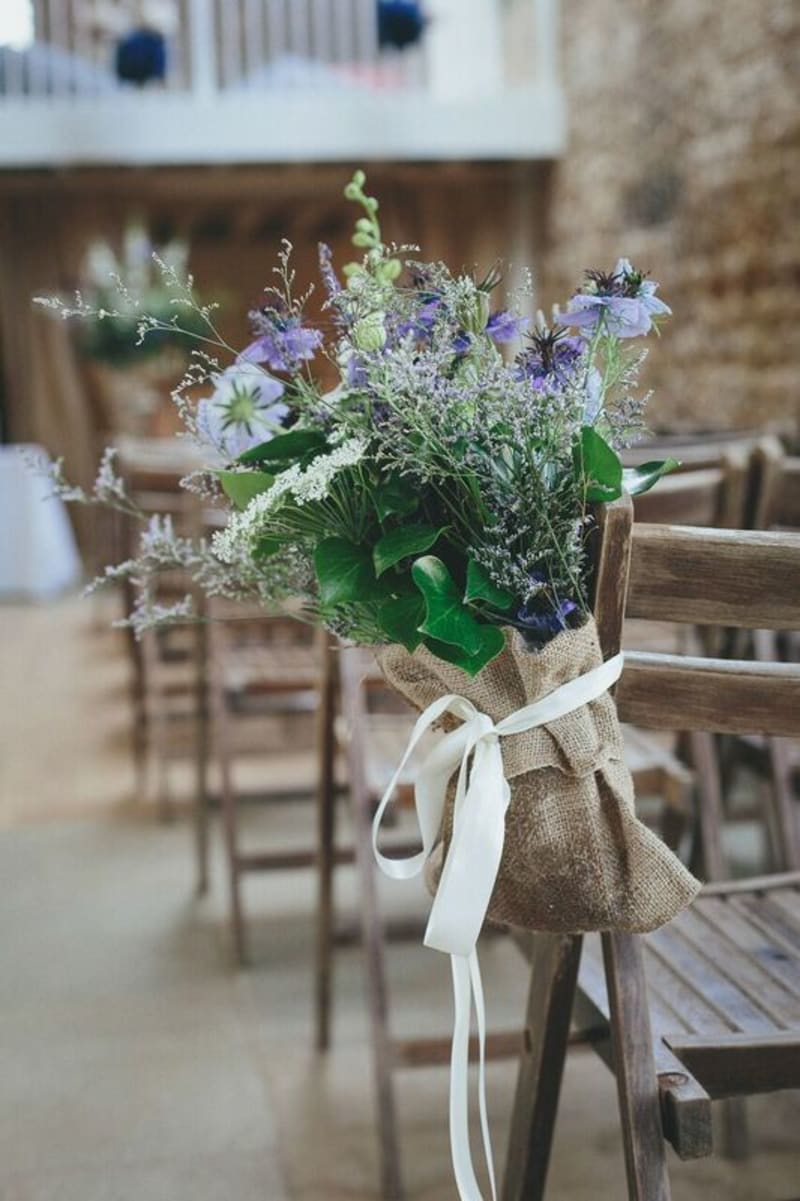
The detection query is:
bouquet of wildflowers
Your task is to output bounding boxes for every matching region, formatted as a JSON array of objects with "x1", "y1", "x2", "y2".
[{"x1": 45, "y1": 172, "x2": 676, "y2": 657}]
